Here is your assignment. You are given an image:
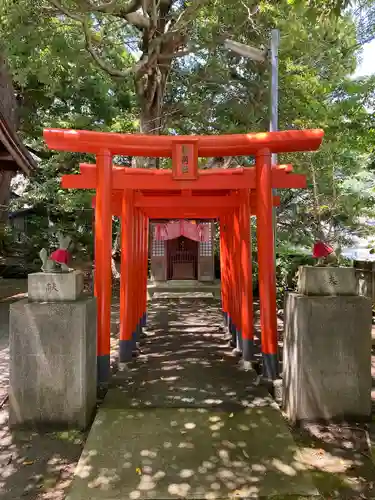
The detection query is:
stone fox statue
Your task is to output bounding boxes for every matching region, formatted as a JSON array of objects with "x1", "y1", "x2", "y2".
[
  {"x1": 39, "y1": 233, "x2": 73, "y2": 273},
  {"x1": 312, "y1": 240, "x2": 338, "y2": 266}
]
